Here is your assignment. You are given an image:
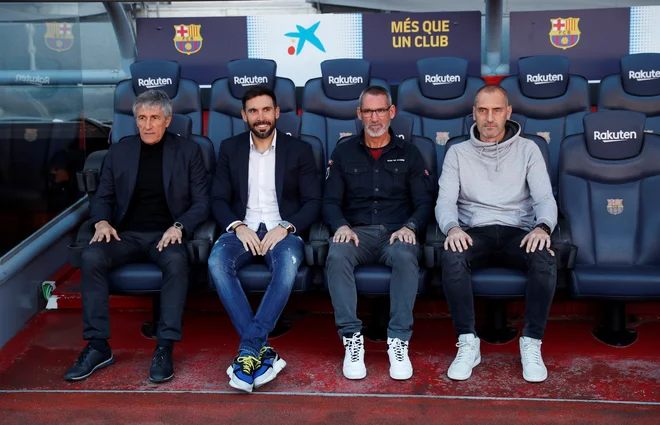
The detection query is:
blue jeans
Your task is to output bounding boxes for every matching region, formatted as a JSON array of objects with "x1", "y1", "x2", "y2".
[{"x1": 208, "y1": 223, "x2": 304, "y2": 356}]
